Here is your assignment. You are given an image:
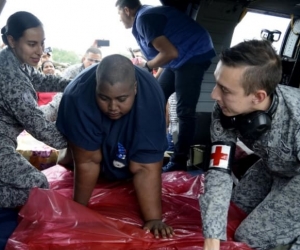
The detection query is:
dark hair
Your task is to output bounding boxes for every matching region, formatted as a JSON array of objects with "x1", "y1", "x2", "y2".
[
  {"x1": 220, "y1": 39, "x2": 282, "y2": 96},
  {"x1": 115, "y1": 0, "x2": 141, "y2": 9},
  {"x1": 85, "y1": 47, "x2": 102, "y2": 56},
  {"x1": 96, "y1": 54, "x2": 135, "y2": 89},
  {"x1": 41, "y1": 60, "x2": 55, "y2": 71},
  {"x1": 1, "y1": 11, "x2": 43, "y2": 46}
]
